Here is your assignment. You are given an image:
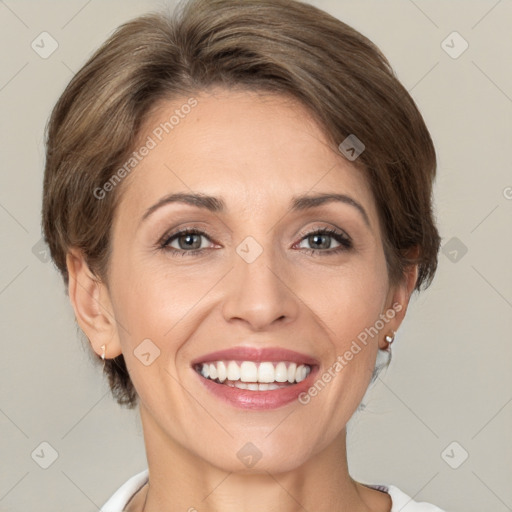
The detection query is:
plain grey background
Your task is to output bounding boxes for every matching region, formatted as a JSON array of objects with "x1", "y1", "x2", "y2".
[{"x1": 1, "y1": 1, "x2": 511, "y2": 511}]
